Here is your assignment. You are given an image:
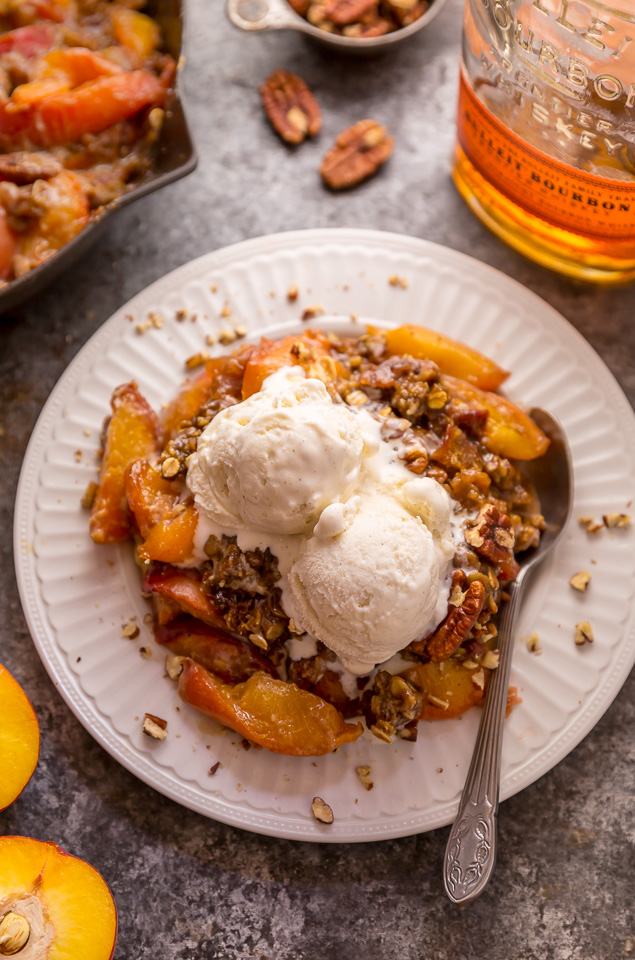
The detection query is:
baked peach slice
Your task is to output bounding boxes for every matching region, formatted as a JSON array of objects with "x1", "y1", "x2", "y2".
[
  {"x1": 444, "y1": 375, "x2": 550, "y2": 461},
  {"x1": 160, "y1": 367, "x2": 213, "y2": 445},
  {"x1": 142, "y1": 565, "x2": 226, "y2": 628},
  {"x1": 161, "y1": 347, "x2": 253, "y2": 444},
  {"x1": 89, "y1": 382, "x2": 160, "y2": 545},
  {"x1": 403, "y1": 660, "x2": 485, "y2": 721},
  {"x1": 0, "y1": 836, "x2": 117, "y2": 959},
  {"x1": 241, "y1": 331, "x2": 340, "y2": 399},
  {"x1": 156, "y1": 616, "x2": 276, "y2": 683},
  {"x1": 125, "y1": 460, "x2": 197, "y2": 564},
  {"x1": 178, "y1": 659, "x2": 362, "y2": 756},
  {"x1": 0, "y1": 667, "x2": 39, "y2": 812},
  {"x1": 377, "y1": 324, "x2": 509, "y2": 391}
]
